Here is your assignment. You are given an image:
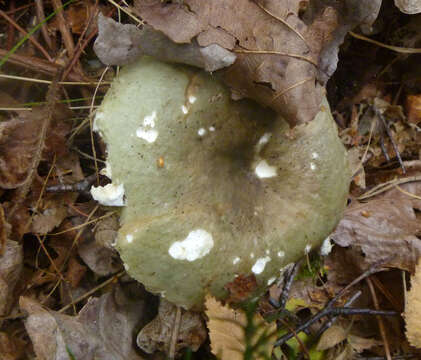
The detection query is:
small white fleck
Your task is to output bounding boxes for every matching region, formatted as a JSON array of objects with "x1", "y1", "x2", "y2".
[
  {"x1": 111, "y1": 239, "x2": 117, "y2": 247},
  {"x1": 100, "y1": 161, "x2": 112, "y2": 179},
  {"x1": 93, "y1": 111, "x2": 104, "y2": 133},
  {"x1": 277, "y1": 251, "x2": 285, "y2": 258},
  {"x1": 160, "y1": 291, "x2": 166, "y2": 298},
  {"x1": 181, "y1": 105, "x2": 189, "y2": 114},
  {"x1": 267, "y1": 277, "x2": 277, "y2": 286},
  {"x1": 136, "y1": 110, "x2": 159, "y2": 143},
  {"x1": 320, "y1": 237, "x2": 333, "y2": 256},
  {"x1": 311, "y1": 152, "x2": 319, "y2": 159},
  {"x1": 233, "y1": 256, "x2": 241, "y2": 265},
  {"x1": 254, "y1": 211, "x2": 258, "y2": 216},
  {"x1": 255, "y1": 160, "x2": 277, "y2": 178},
  {"x1": 124, "y1": 263, "x2": 129, "y2": 271},
  {"x1": 304, "y1": 244, "x2": 312, "y2": 254},
  {"x1": 188, "y1": 95, "x2": 197, "y2": 104},
  {"x1": 168, "y1": 229, "x2": 214, "y2": 261},
  {"x1": 136, "y1": 128, "x2": 158, "y2": 143},
  {"x1": 310, "y1": 162, "x2": 316, "y2": 171},
  {"x1": 209, "y1": 126, "x2": 215, "y2": 132},
  {"x1": 250, "y1": 252, "x2": 255, "y2": 259},
  {"x1": 143, "y1": 111, "x2": 157, "y2": 127},
  {"x1": 255, "y1": 132, "x2": 272, "y2": 153},
  {"x1": 265, "y1": 249, "x2": 270, "y2": 255},
  {"x1": 90, "y1": 183, "x2": 125, "y2": 206},
  {"x1": 198, "y1": 128, "x2": 206, "y2": 136},
  {"x1": 251, "y1": 256, "x2": 271, "y2": 274},
  {"x1": 126, "y1": 234, "x2": 133, "y2": 243}
]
